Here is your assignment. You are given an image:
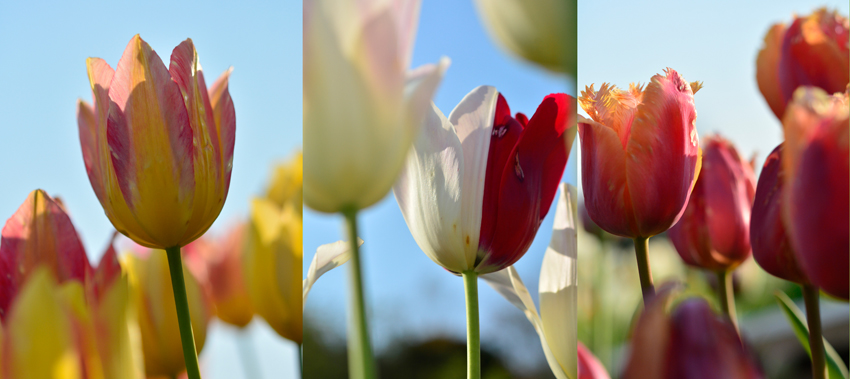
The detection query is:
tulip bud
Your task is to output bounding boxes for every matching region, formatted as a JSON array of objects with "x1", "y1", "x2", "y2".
[
  {"x1": 474, "y1": 0, "x2": 576, "y2": 76},
  {"x1": 622, "y1": 284, "x2": 764, "y2": 379},
  {"x1": 122, "y1": 250, "x2": 211, "y2": 377},
  {"x1": 77, "y1": 35, "x2": 236, "y2": 249},
  {"x1": 781, "y1": 87, "x2": 849, "y2": 300},
  {"x1": 750, "y1": 144, "x2": 810, "y2": 284},
  {"x1": 669, "y1": 136, "x2": 756, "y2": 272},
  {"x1": 394, "y1": 86, "x2": 572, "y2": 274},
  {"x1": 303, "y1": 0, "x2": 449, "y2": 213},
  {"x1": 579, "y1": 69, "x2": 702, "y2": 239},
  {"x1": 0, "y1": 189, "x2": 92, "y2": 320},
  {"x1": 756, "y1": 8, "x2": 849, "y2": 120}
]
